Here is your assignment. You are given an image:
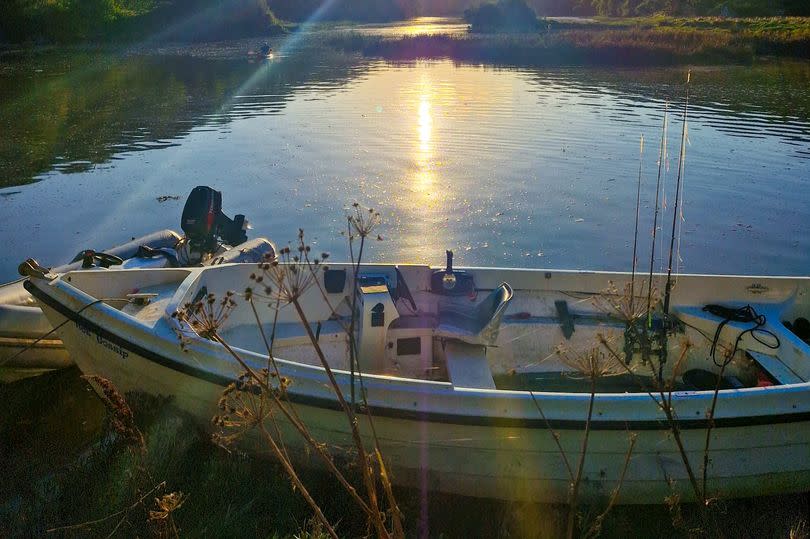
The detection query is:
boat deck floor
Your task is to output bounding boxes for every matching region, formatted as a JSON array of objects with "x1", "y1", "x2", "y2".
[
  {"x1": 220, "y1": 320, "x2": 347, "y2": 351},
  {"x1": 120, "y1": 283, "x2": 179, "y2": 327}
]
